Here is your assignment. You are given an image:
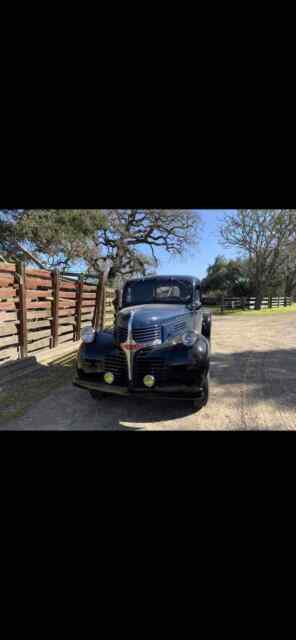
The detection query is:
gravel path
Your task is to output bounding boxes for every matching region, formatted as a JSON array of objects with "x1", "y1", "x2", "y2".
[{"x1": 4, "y1": 312, "x2": 296, "y2": 430}]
